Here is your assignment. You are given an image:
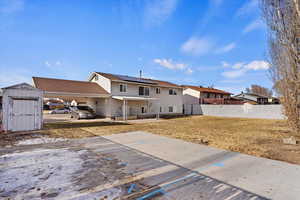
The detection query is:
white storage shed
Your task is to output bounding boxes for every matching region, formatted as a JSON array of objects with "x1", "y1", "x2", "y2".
[{"x1": 1, "y1": 83, "x2": 43, "y2": 132}]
